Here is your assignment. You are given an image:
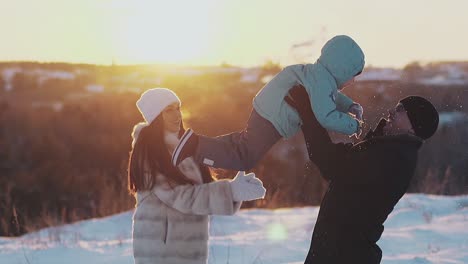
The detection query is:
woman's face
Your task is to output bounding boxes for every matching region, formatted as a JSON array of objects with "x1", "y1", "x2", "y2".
[{"x1": 162, "y1": 102, "x2": 182, "y2": 133}]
